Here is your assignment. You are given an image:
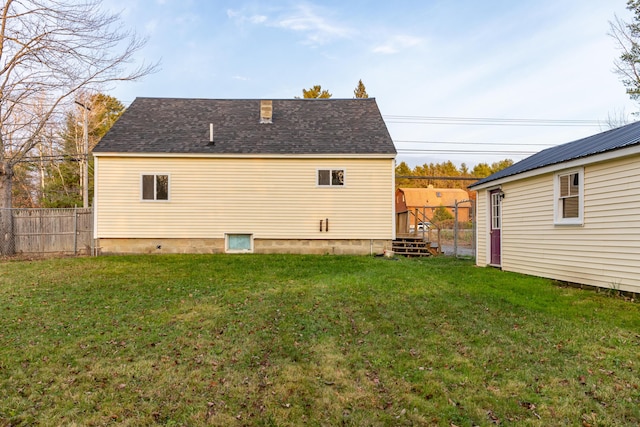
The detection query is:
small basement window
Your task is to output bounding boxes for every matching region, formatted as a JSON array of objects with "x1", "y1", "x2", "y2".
[
  {"x1": 226, "y1": 234, "x2": 253, "y2": 253},
  {"x1": 142, "y1": 174, "x2": 169, "y2": 201},
  {"x1": 317, "y1": 169, "x2": 345, "y2": 186}
]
